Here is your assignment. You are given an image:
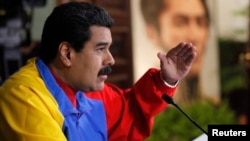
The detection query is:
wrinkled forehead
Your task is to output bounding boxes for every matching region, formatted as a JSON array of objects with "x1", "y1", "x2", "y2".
[{"x1": 88, "y1": 25, "x2": 112, "y2": 45}]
